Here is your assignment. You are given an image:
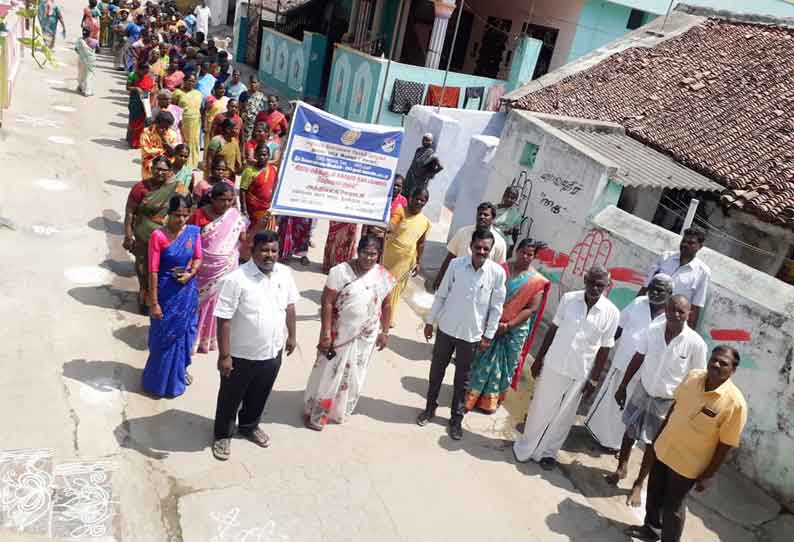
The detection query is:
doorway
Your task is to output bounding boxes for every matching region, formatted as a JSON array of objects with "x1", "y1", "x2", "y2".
[
  {"x1": 227, "y1": 0, "x2": 236, "y2": 26},
  {"x1": 523, "y1": 23, "x2": 558, "y2": 79},
  {"x1": 399, "y1": 0, "x2": 436, "y2": 67},
  {"x1": 474, "y1": 16, "x2": 511, "y2": 78},
  {"x1": 439, "y1": 7, "x2": 473, "y2": 72}
]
